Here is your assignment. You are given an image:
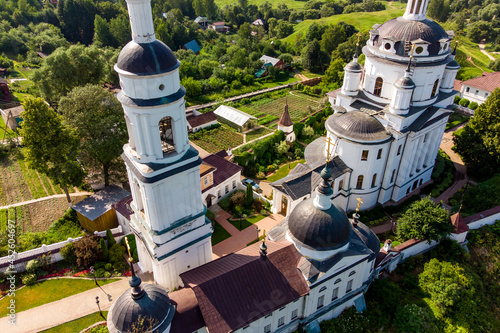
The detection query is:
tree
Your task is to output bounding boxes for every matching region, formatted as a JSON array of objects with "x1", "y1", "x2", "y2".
[
  {"x1": 59, "y1": 84, "x2": 128, "y2": 187},
  {"x1": 396, "y1": 197, "x2": 452, "y2": 243},
  {"x1": 453, "y1": 88, "x2": 500, "y2": 178},
  {"x1": 93, "y1": 14, "x2": 117, "y2": 48},
  {"x1": 323, "y1": 58, "x2": 345, "y2": 86},
  {"x1": 181, "y1": 77, "x2": 203, "y2": 97},
  {"x1": 489, "y1": 58, "x2": 500, "y2": 71},
  {"x1": 74, "y1": 234, "x2": 103, "y2": 268},
  {"x1": 32, "y1": 45, "x2": 105, "y2": 105},
  {"x1": 245, "y1": 183, "x2": 253, "y2": 207},
  {"x1": 467, "y1": 21, "x2": 492, "y2": 43},
  {"x1": 427, "y1": 0, "x2": 450, "y2": 22},
  {"x1": 302, "y1": 125, "x2": 314, "y2": 138},
  {"x1": 301, "y1": 39, "x2": 326, "y2": 72},
  {"x1": 320, "y1": 24, "x2": 347, "y2": 56},
  {"x1": 275, "y1": 140, "x2": 290, "y2": 155},
  {"x1": 58, "y1": 0, "x2": 97, "y2": 45},
  {"x1": 419, "y1": 259, "x2": 474, "y2": 314},
  {"x1": 19, "y1": 97, "x2": 84, "y2": 205}
]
